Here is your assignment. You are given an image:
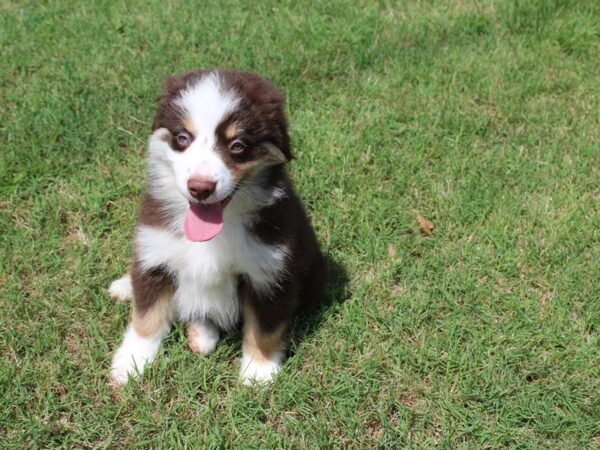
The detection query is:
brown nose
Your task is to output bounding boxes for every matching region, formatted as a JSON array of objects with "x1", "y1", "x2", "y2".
[{"x1": 187, "y1": 177, "x2": 216, "y2": 200}]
